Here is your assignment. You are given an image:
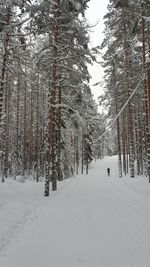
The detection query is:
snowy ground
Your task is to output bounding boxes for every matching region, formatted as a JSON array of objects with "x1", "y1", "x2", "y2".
[{"x1": 0, "y1": 156, "x2": 150, "y2": 267}]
